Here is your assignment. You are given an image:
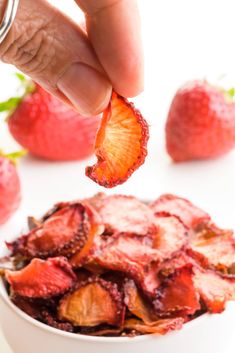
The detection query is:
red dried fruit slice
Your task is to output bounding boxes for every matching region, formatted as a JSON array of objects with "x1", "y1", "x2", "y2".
[
  {"x1": 153, "y1": 216, "x2": 188, "y2": 260},
  {"x1": 5, "y1": 257, "x2": 76, "y2": 298},
  {"x1": 124, "y1": 279, "x2": 158, "y2": 324},
  {"x1": 91, "y1": 233, "x2": 162, "y2": 295},
  {"x1": 41, "y1": 310, "x2": 74, "y2": 332},
  {"x1": 150, "y1": 194, "x2": 210, "y2": 229},
  {"x1": 86, "y1": 92, "x2": 149, "y2": 188},
  {"x1": 188, "y1": 223, "x2": 235, "y2": 274},
  {"x1": 58, "y1": 278, "x2": 124, "y2": 327},
  {"x1": 26, "y1": 204, "x2": 85, "y2": 257},
  {"x1": 69, "y1": 206, "x2": 104, "y2": 268},
  {"x1": 90, "y1": 195, "x2": 157, "y2": 235},
  {"x1": 193, "y1": 269, "x2": 235, "y2": 313},
  {"x1": 154, "y1": 265, "x2": 200, "y2": 317},
  {"x1": 124, "y1": 317, "x2": 184, "y2": 335},
  {"x1": 12, "y1": 296, "x2": 42, "y2": 320}
]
